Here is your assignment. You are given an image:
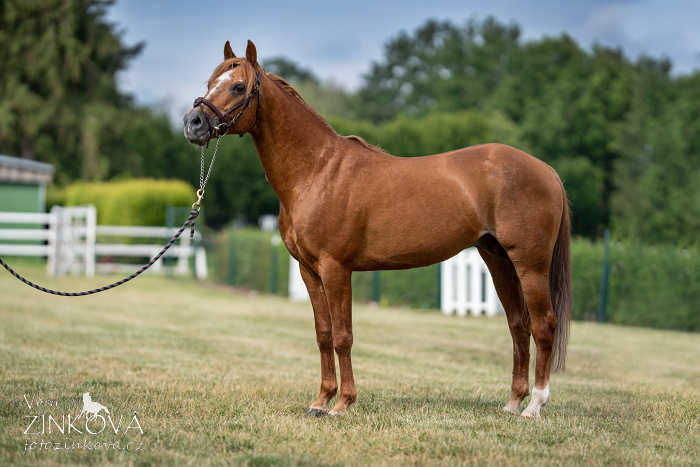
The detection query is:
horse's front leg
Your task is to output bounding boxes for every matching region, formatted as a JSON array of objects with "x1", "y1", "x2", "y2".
[
  {"x1": 318, "y1": 260, "x2": 356, "y2": 415},
  {"x1": 300, "y1": 263, "x2": 338, "y2": 417}
]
